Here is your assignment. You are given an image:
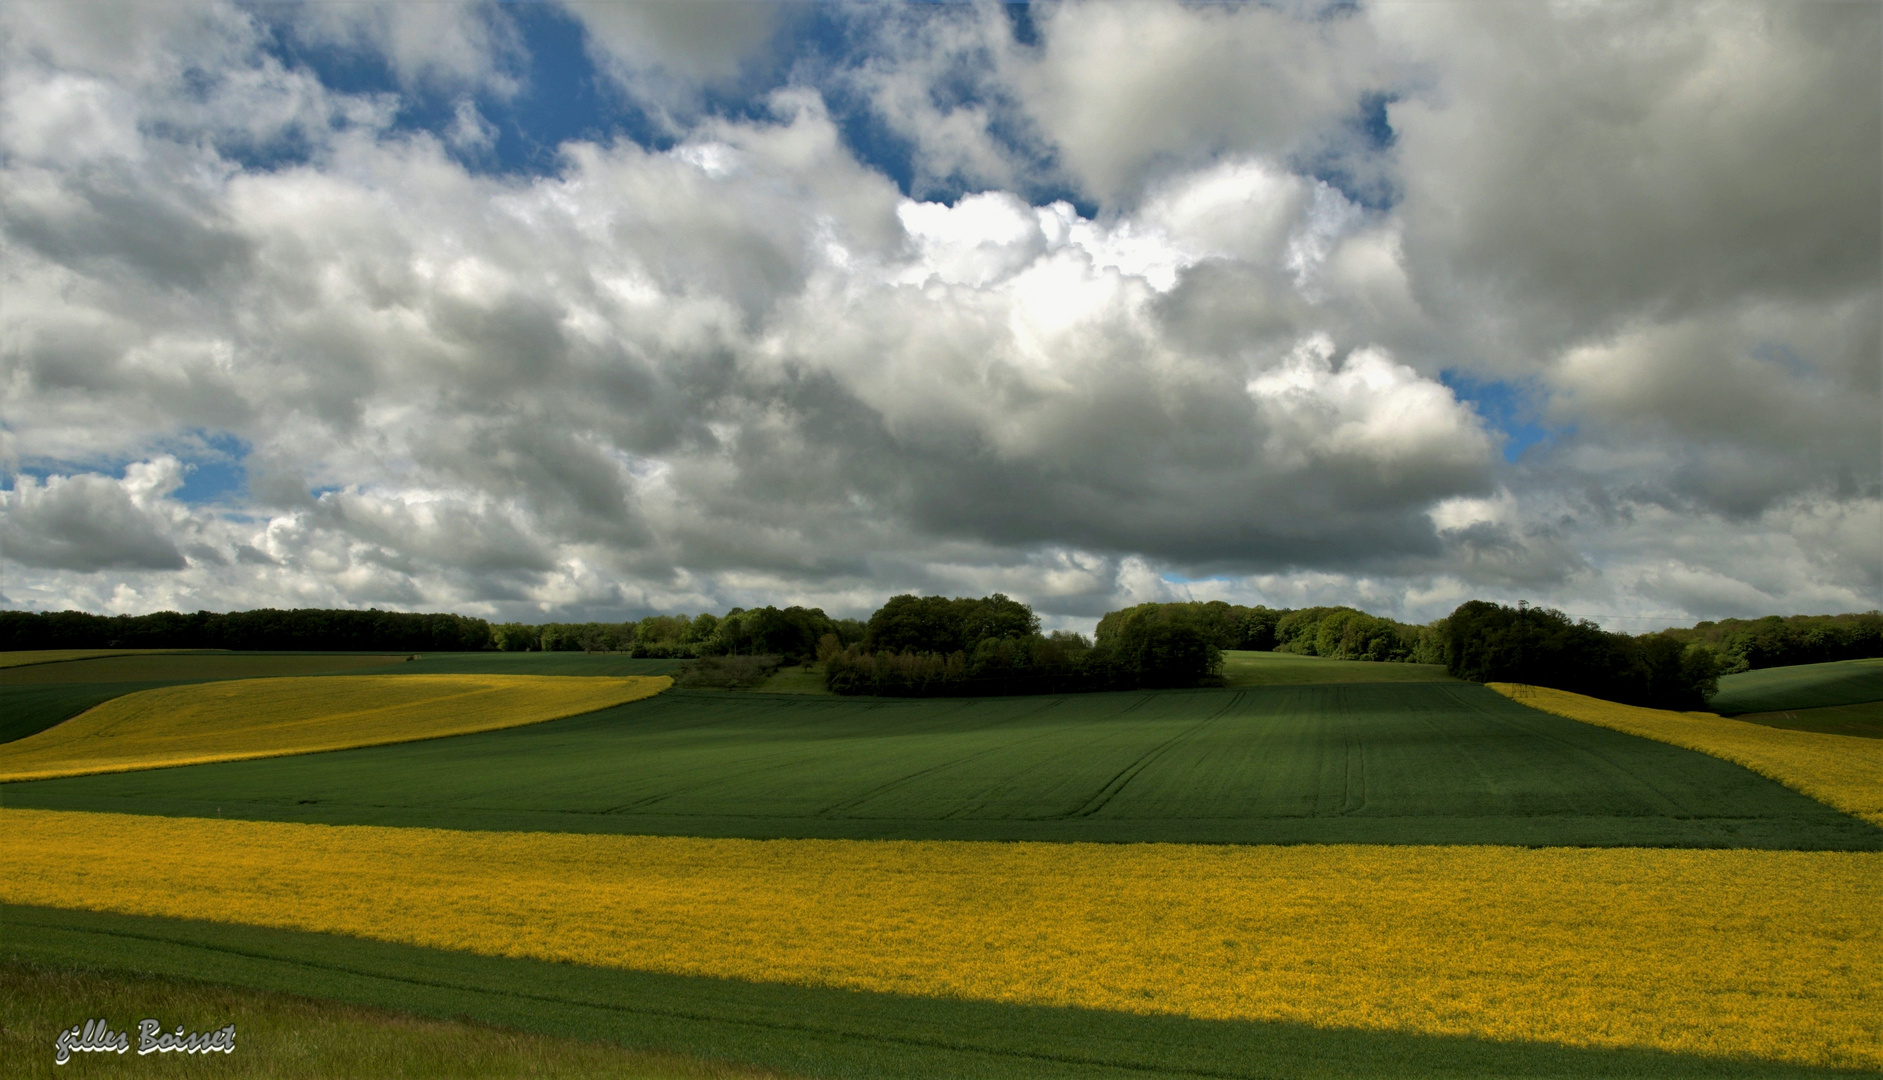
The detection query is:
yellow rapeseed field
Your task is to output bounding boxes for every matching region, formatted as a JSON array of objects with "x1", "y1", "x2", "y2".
[
  {"x1": 1492, "y1": 683, "x2": 1883, "y2": 828},
  {"x1": 0, "y1": 675, "x2": 669, "y2": 782},
  {"x1": 2, "y1": 808, "x2": 1878, "y2": 1069}
]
